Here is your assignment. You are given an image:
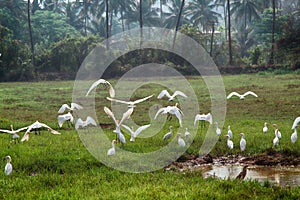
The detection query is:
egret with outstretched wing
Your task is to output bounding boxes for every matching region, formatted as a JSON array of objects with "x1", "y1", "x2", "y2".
[{"x1": 157, "y1": 90, "x2": 187, "y2": 101}]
